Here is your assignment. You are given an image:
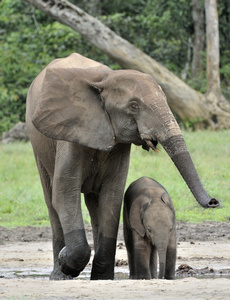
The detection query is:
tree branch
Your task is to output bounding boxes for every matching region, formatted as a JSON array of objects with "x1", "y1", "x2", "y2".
[{"x1": 25, "y1": 0, "x2": 230, "y2": 129}]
